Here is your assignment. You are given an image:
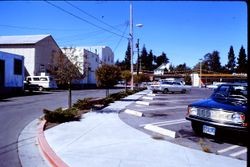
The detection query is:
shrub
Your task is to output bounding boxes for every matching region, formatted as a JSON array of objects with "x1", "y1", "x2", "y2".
[
  {"x1": 73, "y1": 98, "x2": 93, "y2": 110},
  {"x1": 109, "y1": 91, "x2": 126, "y2": 100},
  {"x1": 102, "y1": 97, "x2": 115, "y2": 106},
  {"x1": 43, "y1": 107, "x2": 80, "y2": 123}
]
